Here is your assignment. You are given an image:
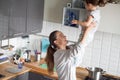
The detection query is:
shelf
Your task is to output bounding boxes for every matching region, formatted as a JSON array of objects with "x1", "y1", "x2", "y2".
[{"x1": 62, "y1": 7, "x2": 87, "y2": 28}]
